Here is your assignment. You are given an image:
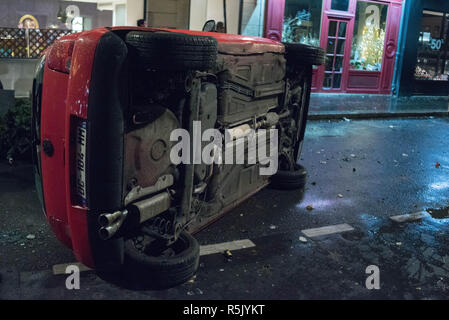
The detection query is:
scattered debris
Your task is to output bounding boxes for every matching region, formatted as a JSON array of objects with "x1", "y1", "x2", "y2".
[
  {"x1": 426, "y1": 207, "x2": 449, "y2": 219},
  {"x1": 299, "y1": 236, "x2": 308, "y2": 243},
  {"x1": 26, "y1": 234, "x2": 35, "y2": 240},
  {"x1": 224, "y1": 250, "x2": 233, "y2": 259},
  {"x1": 306, "y1": 205, "x2": 314, "y2": 211},
  {"x1": 337, "y1": 194, "x2": 343, "y2": 198},
  {"x1": 390, "y1": 211, "x2": 429, "y2": 223},
  {"x1": 195, "y1": 288, "x2": 204, "y2": 295},
  {"x1": 263, "y1": 264, "x2": 272, "y2": 272},
  {"x1": 1, "y1": 231, "x2": 22, "y2": 244},
  {"x1": 436, "y1": 162, "x2": 441, "y2": 169},
  {"x1": 187, "y1": 275, "x2": 197, "y2": 284}
]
